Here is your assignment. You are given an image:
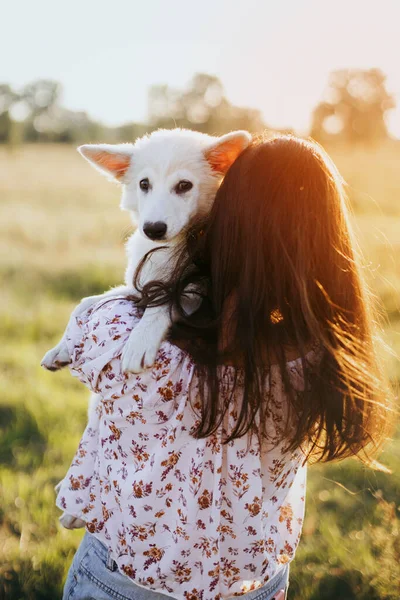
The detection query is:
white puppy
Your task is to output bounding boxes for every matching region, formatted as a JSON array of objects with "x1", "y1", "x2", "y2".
[{"x1": 42, "y1": 128, "x2": 251, "y2": 375}]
